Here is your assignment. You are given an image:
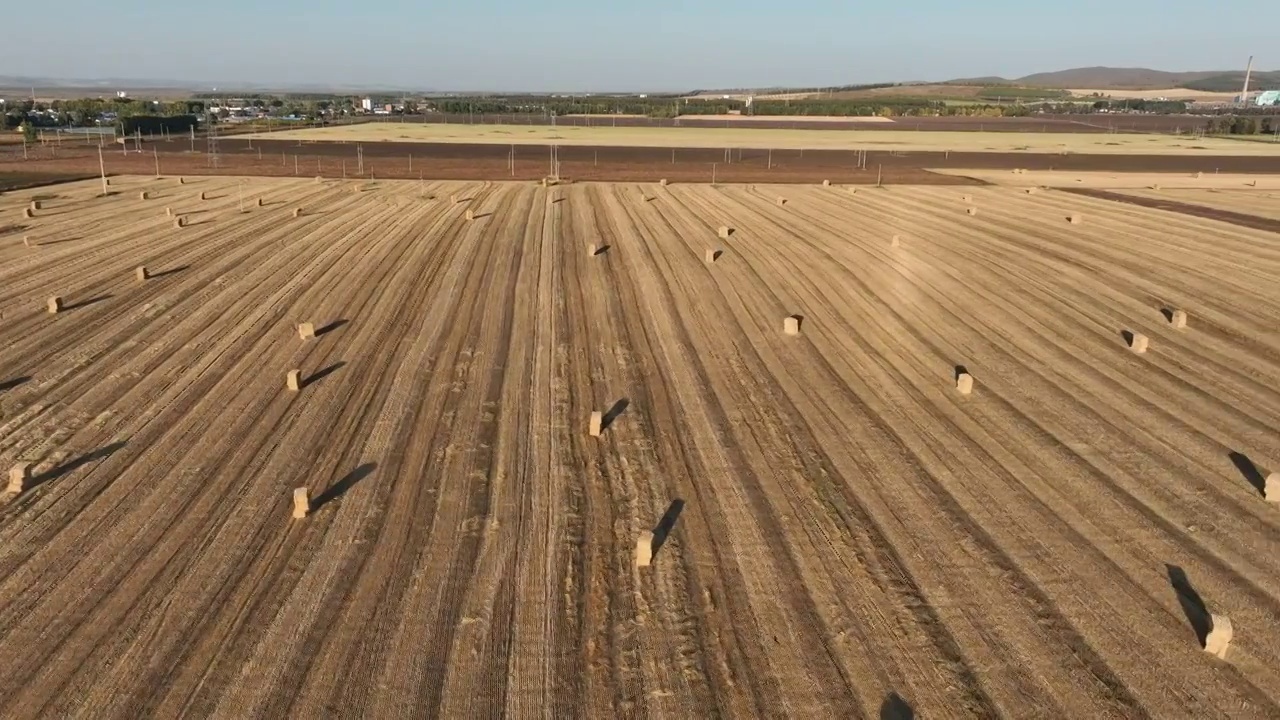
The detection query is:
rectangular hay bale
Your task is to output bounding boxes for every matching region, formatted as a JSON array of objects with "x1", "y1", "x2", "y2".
[
  {"x1": 7, "y1": 464, "x2": 30, "y2": 494},
  {"x1": 589, "y1": 411, "x2": 603, "y2": 437},
  {"x1": 635, "y1": 532, "x2": 655, "y2": 567},
  {"x1": 1204, "y1": 615, "x2": 1232, "y2": 659},
  {"x1": 292, "y1": 487, "x2": 310, "y2": 519}
]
